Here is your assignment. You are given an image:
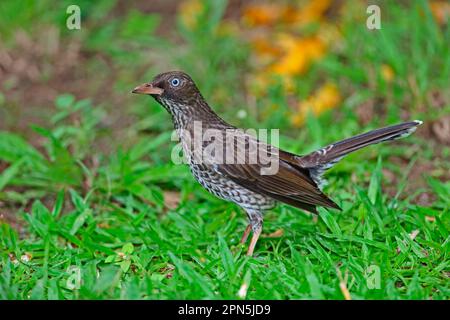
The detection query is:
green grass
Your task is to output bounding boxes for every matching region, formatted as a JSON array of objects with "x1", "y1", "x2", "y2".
[{"x1": 0, "y1": 0, "x2": 449, "y2": 299}]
